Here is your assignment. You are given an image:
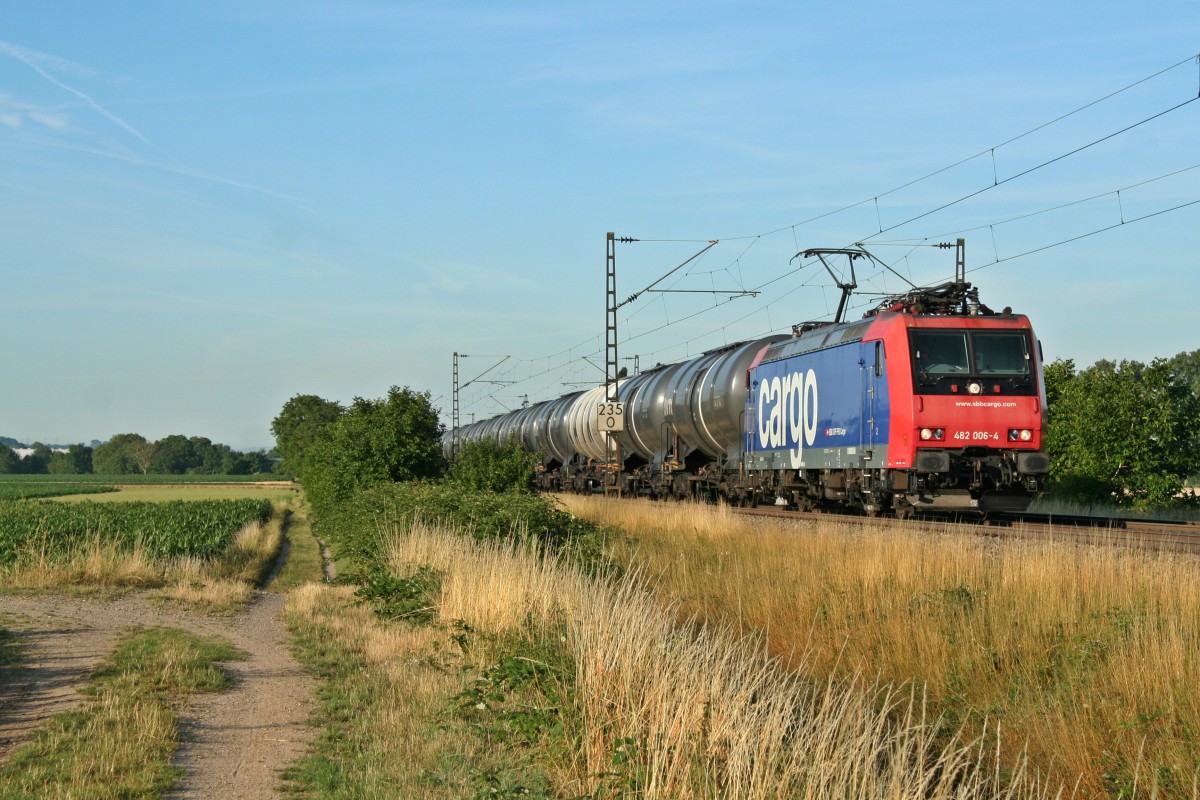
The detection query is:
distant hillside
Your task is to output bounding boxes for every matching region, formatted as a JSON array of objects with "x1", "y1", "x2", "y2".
[{"x1": 0, "y1": 436, "x2": 24, "y2": 448}]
